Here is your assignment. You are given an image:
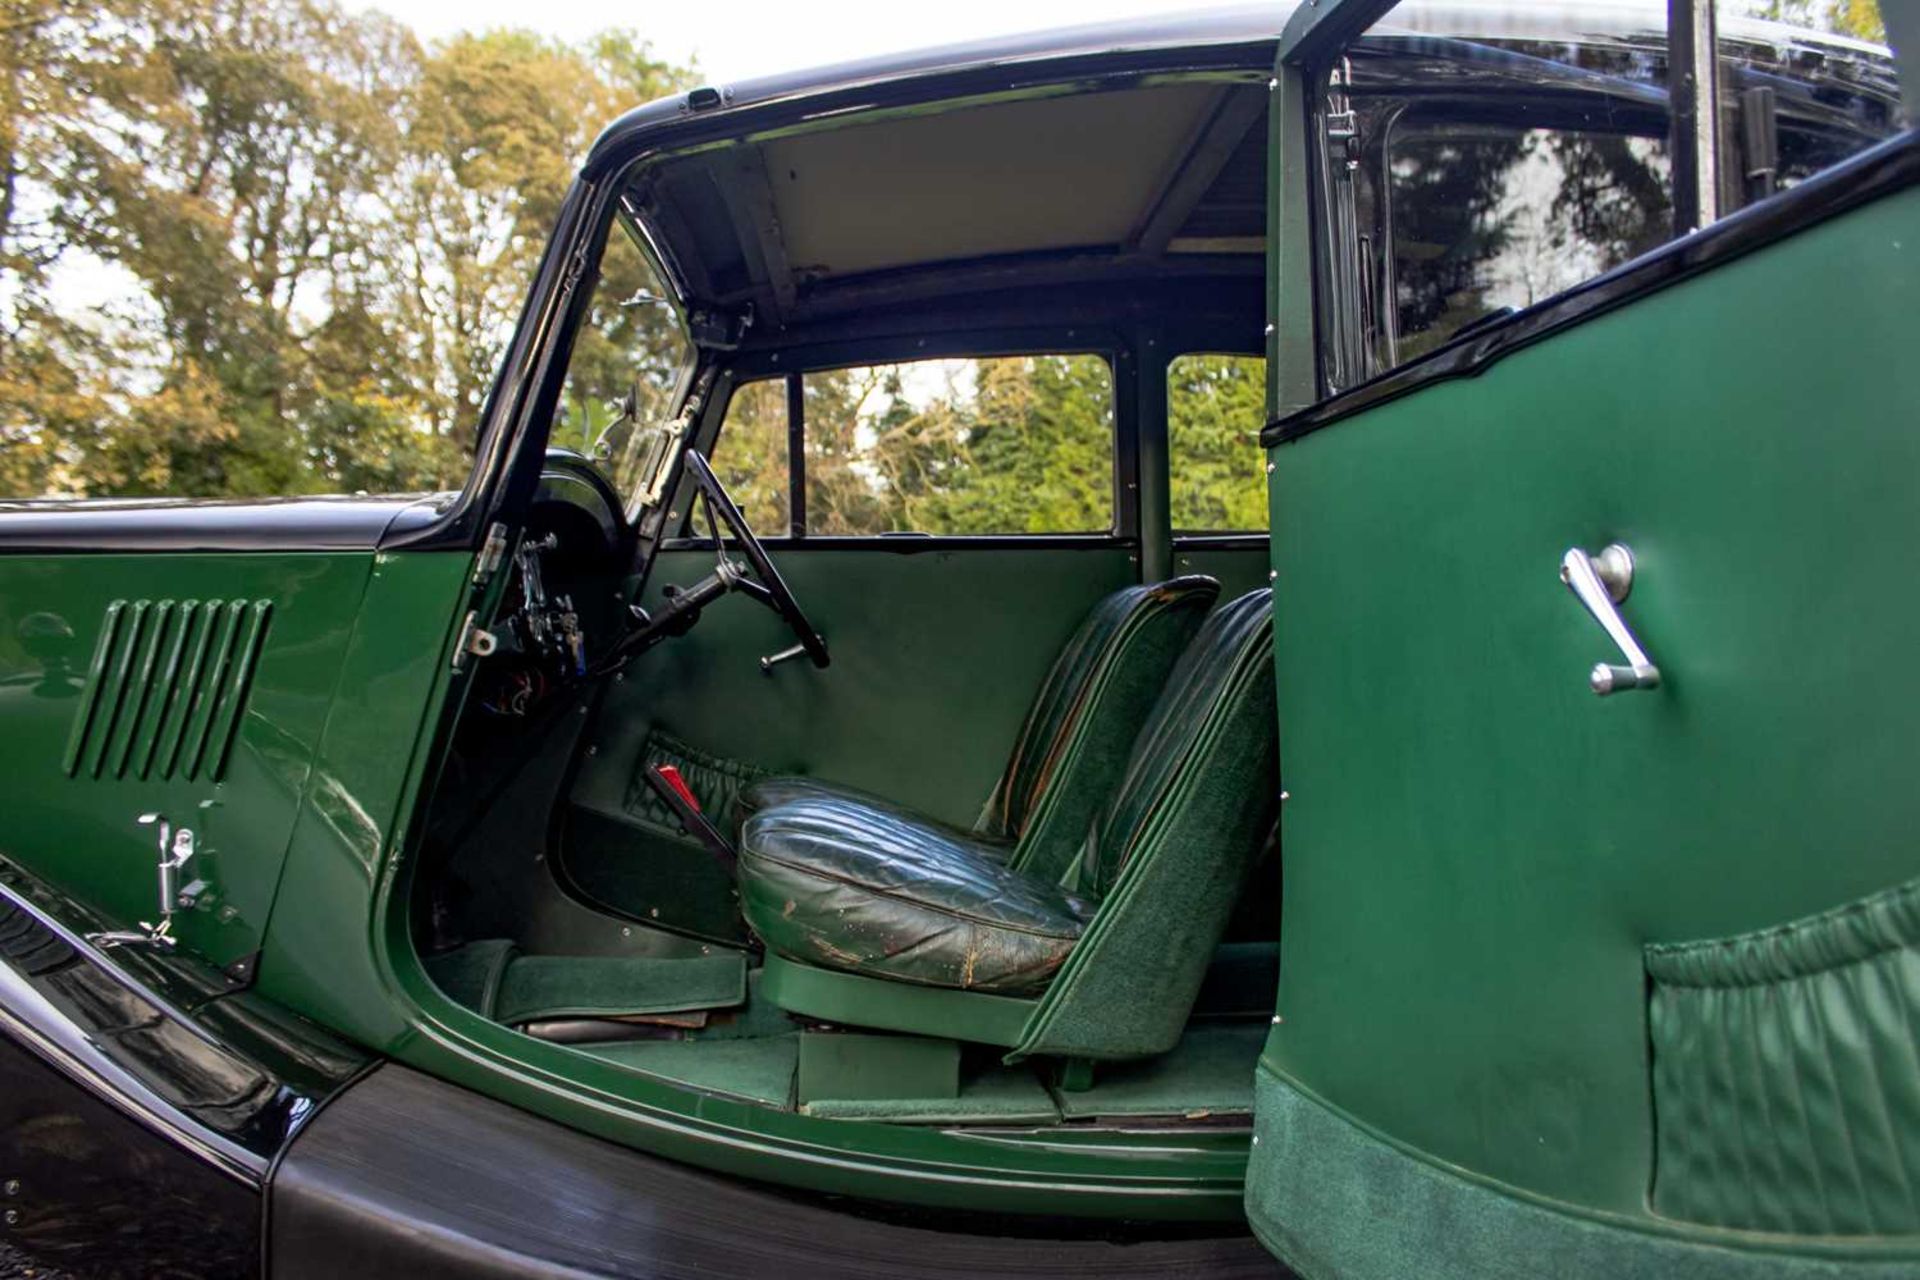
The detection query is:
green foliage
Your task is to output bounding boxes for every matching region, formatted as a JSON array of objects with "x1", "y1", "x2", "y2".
[
  {"x1": 793, "y1": 355, "x2": 1115, "y2": 536},
  {"x1": 0, "y1": 0, "x2": 692, "y2": 499},
  {"x1": 1749, "y1": 0, "x2": 1886, "y2": 42},
  {"x1": 1167, "y1": 355, "x2": 1267, "y2": 532},
  {"x1": 711, "y1": 352, "x2": 1272, "y2": 537}
]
